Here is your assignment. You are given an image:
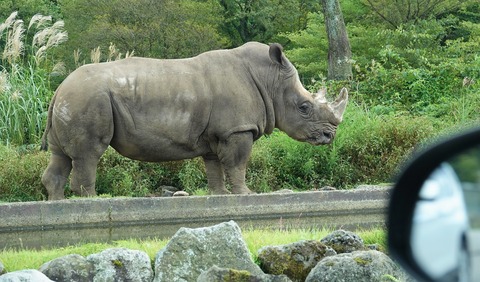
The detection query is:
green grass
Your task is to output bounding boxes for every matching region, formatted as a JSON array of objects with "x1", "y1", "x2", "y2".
[{"x1": 0, "y1": 227, "x2": 386, "y2": 272}]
